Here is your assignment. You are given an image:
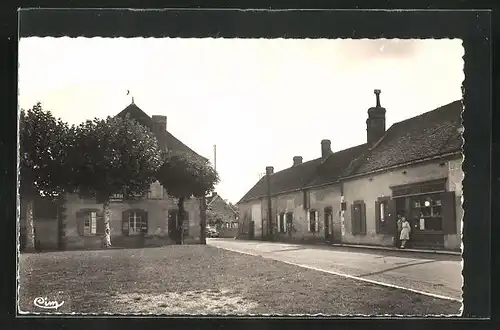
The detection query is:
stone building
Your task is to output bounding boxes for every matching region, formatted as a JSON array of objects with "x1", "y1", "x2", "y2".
[
  {"x1": 237, "y1": 91, "x2": 463, "y2": 251},
  {"x1": 206, "y1": 192, "x2": 239, "y2": 237},
  {"x1": 21, "y1": 100, "x2": 208, "y2": 250}
]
